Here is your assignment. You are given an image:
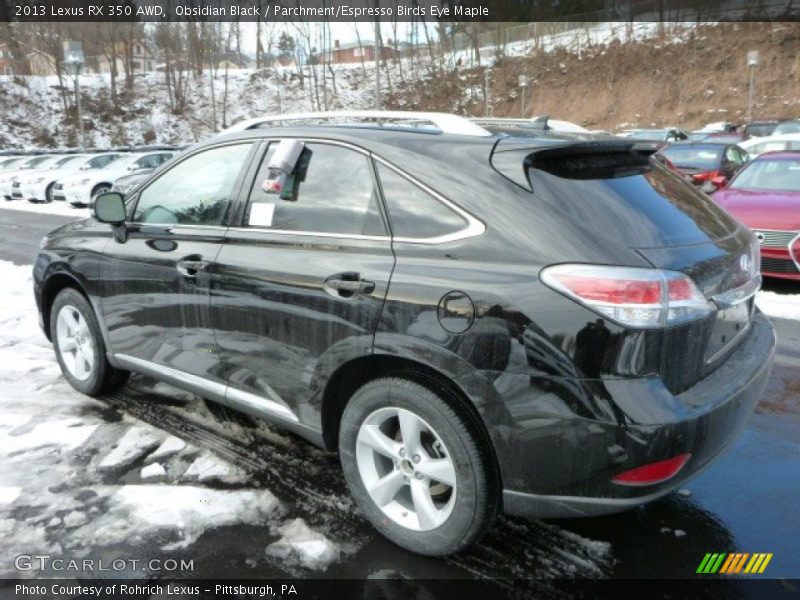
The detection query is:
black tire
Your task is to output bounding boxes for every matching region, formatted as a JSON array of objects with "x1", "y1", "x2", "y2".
[
  {"x1": 91, "y1": 183, "x2": 111, "y2": 200},
  {"x1": 339, "y1": 377, "x2": 499, "y2": 556},
  {"x1": 50, "y1": 288, "x2": 129, "y2": 396}
]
